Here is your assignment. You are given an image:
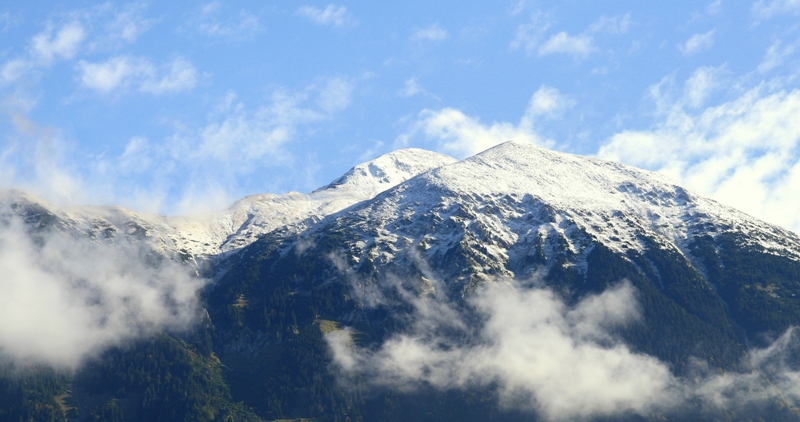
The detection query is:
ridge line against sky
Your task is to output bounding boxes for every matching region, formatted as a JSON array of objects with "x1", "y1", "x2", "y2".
[{"x1": 2, "y1": 1, "x2": 800, "y2": 233}]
